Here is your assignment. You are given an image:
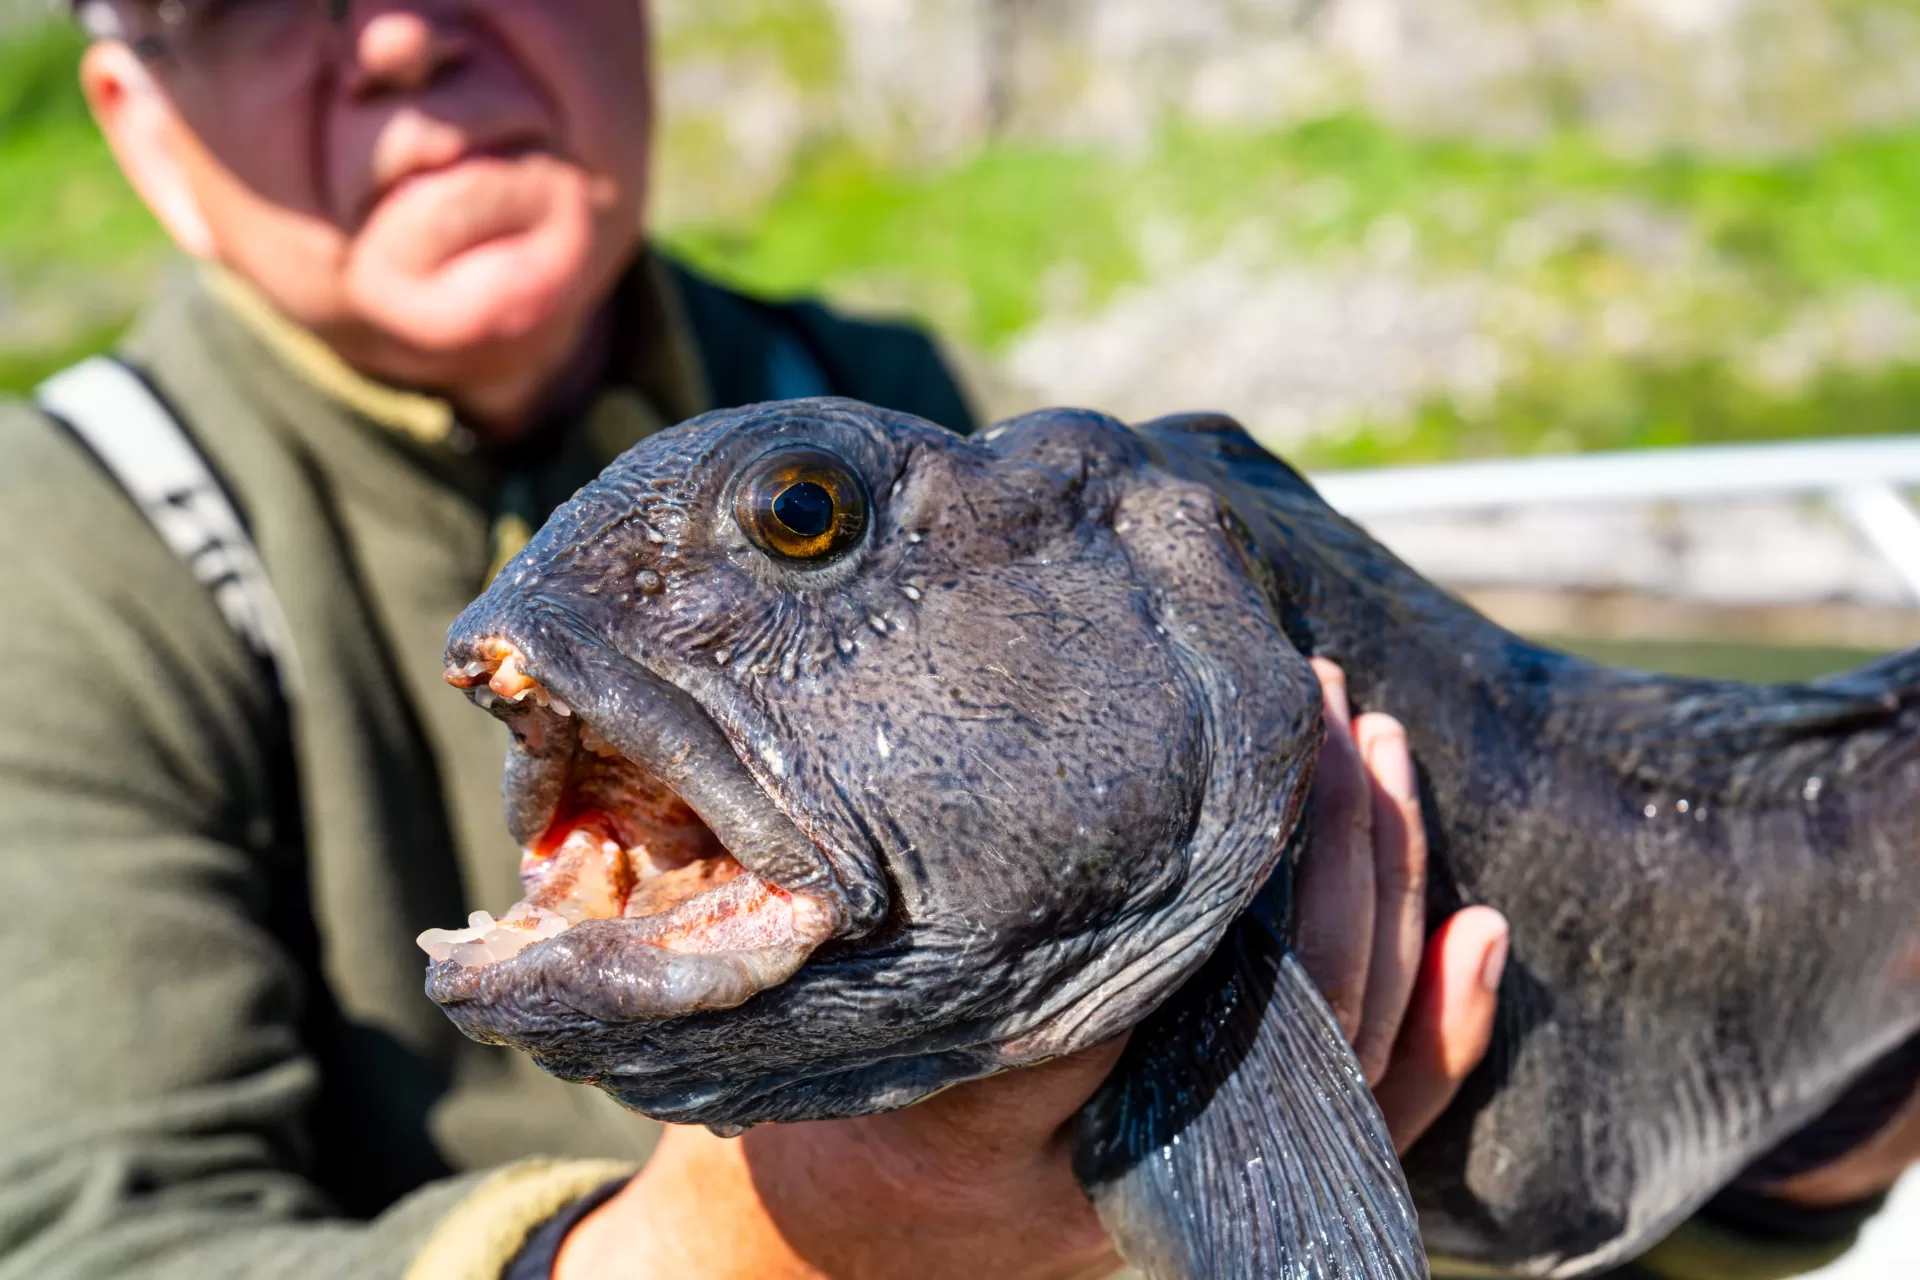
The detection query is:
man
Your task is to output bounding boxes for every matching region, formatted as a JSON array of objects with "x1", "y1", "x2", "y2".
[{"x1": 0, "y1": 2, "x2": 1903, "y2": 1277}]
